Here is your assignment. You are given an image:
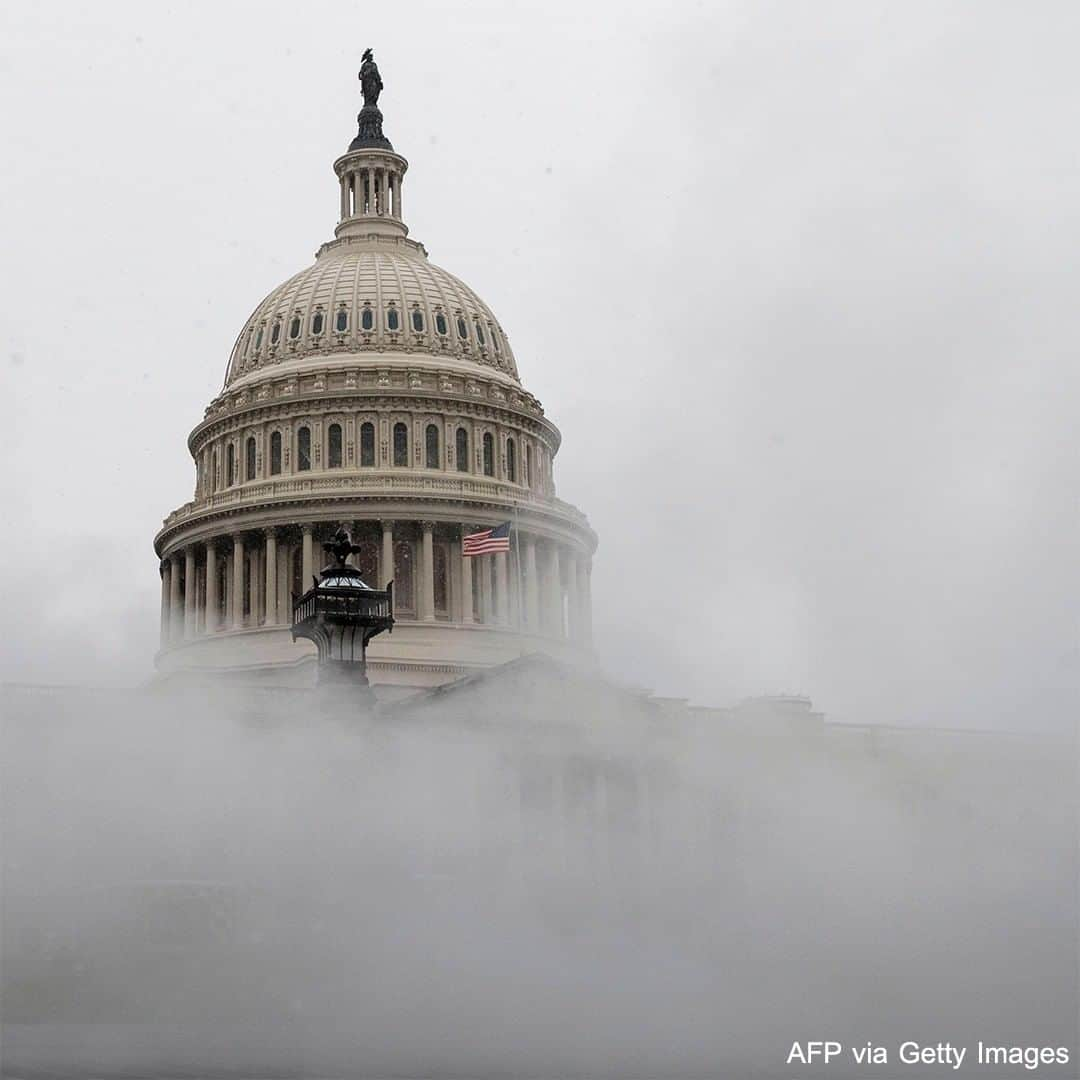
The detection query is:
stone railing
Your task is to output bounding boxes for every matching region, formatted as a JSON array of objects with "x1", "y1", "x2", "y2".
[{"x1": 160, "y1": 472, "x2": 591, "y2": 532}]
